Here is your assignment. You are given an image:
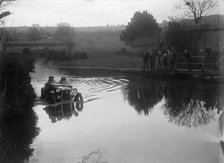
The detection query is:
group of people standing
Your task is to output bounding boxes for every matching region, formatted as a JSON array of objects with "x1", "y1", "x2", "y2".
[{"x1": 143, "y1": 47, "x2": 177, "y2": 72}]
